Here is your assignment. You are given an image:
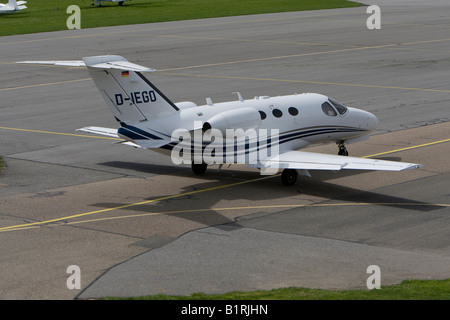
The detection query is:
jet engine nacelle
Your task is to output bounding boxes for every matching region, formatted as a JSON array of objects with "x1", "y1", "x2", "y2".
[{"x1": 202, "y1": 107, "x2": 262, "y2": 136}]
